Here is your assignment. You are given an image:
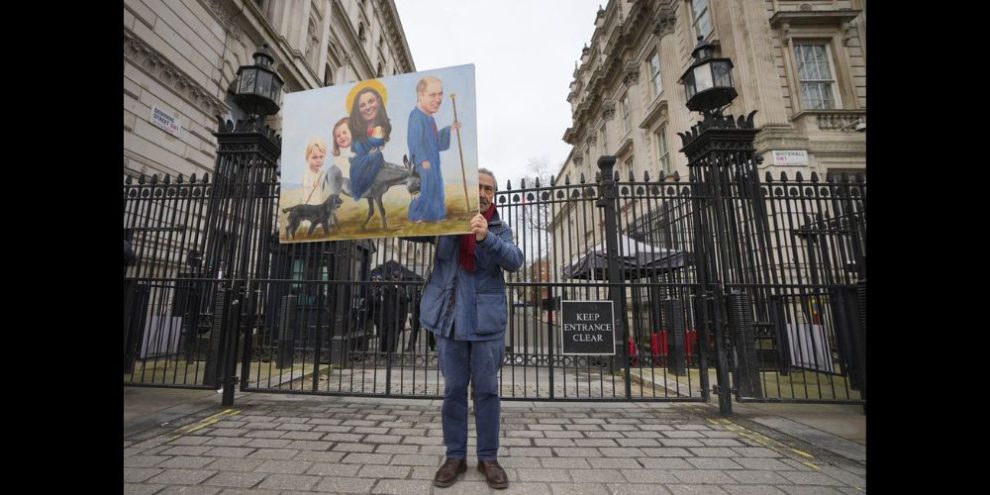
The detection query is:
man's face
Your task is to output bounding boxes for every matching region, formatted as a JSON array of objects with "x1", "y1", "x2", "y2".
[
  {"x1": 358, "y1": 92, "x2": 380, "y2": 121},
  {"x1": 478, "y1": 173, "x2": 496, "y2": 210},
  {"x1": 417, "y1": 80, "x2": 443, "y2": 115}
]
